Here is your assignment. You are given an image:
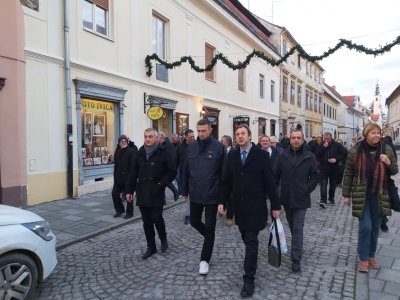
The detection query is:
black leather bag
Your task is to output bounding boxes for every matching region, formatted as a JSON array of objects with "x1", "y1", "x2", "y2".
[
  {"x1": 268, "y1": 217, "x2": 281, "y2": 268},
  {"x1": 388, "y1": 177, "x2": 400, "y2": 212}
]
